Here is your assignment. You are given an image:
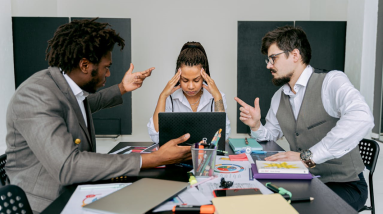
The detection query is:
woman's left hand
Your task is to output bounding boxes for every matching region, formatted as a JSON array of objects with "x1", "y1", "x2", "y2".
[{"x1": 201, "y1": 69, "x2": 222, "y2": 101}]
